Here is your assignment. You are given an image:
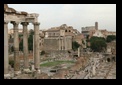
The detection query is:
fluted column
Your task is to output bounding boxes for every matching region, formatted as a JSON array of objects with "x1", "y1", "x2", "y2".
[
  {"x1": 4, "y1": 21, "x2": 9, "y2": 74},
  {"x1": 33, "y1": 22, "x2": 40, "y2": 71},
  {"x1": 11, "y1": 21, "x2": 20, "y2": 73},
  {"x1": 21, "y1": 22, "x2": 29, "y2": 70}
]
